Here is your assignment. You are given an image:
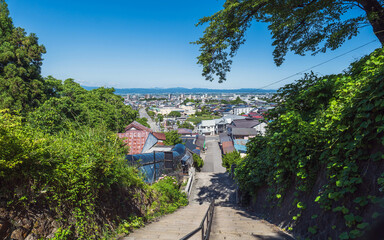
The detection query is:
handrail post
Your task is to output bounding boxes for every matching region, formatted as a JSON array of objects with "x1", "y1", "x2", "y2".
[{"x1": 179, "y1": 199, "x2": 215, "y2": 240}]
